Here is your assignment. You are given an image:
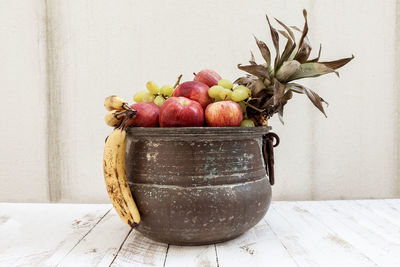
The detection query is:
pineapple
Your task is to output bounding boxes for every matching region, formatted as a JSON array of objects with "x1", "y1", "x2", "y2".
[{"x1": 235, "y1": 9, "x2": 354, "y2": 125}]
